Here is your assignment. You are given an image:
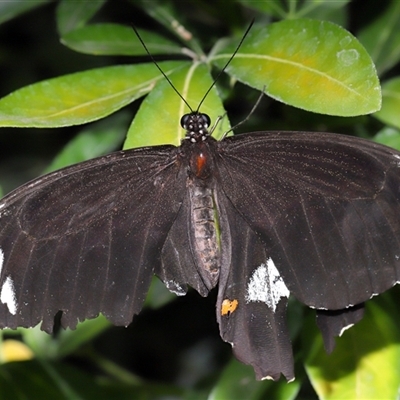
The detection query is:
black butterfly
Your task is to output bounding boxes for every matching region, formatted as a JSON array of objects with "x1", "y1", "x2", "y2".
[{"x1": 1, "y1": 104, "x2": 400, "y2": 380}]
